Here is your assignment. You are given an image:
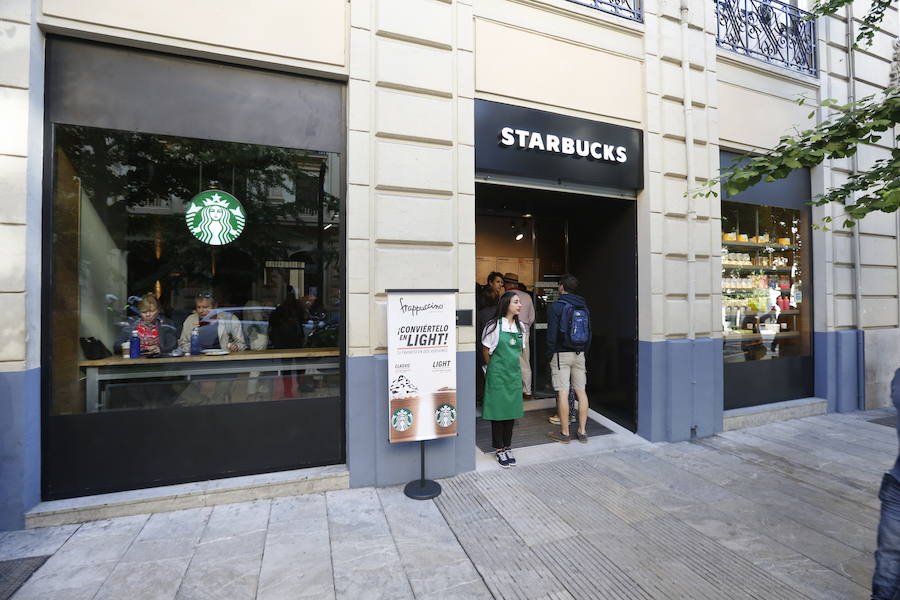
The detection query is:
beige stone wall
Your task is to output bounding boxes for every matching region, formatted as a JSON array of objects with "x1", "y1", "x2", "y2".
[
  {"x1": 822, "y1": 4, "x2": 900, "y2": 407},
  {"x1": 640, "y1": 0, "x2": 721, "y2": 341},
  {"x1": 717, "y1": 63, "x2": 816, "y2": 152},
  {"x1": 474, "y1": 17, "x2": 644, "y2": 126},
  {"x1": 346, "y1": 0, "x2": 474, "y2": 357},
  {"x1": 40, "y1": 0, "x2": 347, "y2": 75},
  {"x1": 0, "y1": 0, "x2": 31, "y2": 373}
]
